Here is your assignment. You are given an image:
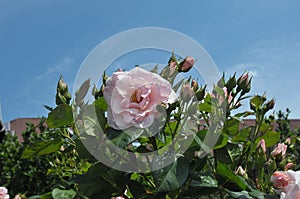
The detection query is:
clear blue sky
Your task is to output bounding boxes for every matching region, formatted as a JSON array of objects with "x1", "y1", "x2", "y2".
[{"x1": 1, "y1": 0, "x2": 300, "y2": 121}]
